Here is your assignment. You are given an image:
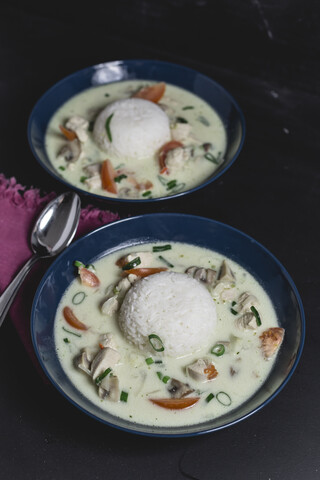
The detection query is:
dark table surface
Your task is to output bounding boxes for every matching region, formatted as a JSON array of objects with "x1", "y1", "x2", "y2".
[{"x1": 1, "y1": 2, "x2": 319, "y2": 479}]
